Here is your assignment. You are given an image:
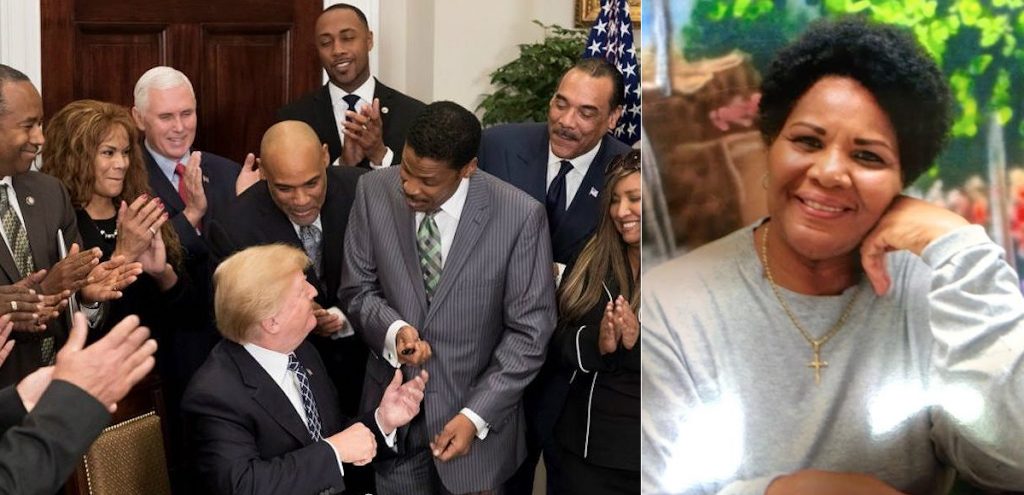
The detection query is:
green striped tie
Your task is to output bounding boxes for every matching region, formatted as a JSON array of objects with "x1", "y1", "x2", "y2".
[
  {"x1": 416, "y1": 212, "x2": 442, "y2": 300},
  {"x1": 0, "y1": 185, "x2": 49, "y2": 364},
  {"x1": 0, "y1": 185, "x2": 34, "y2": 278}
]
